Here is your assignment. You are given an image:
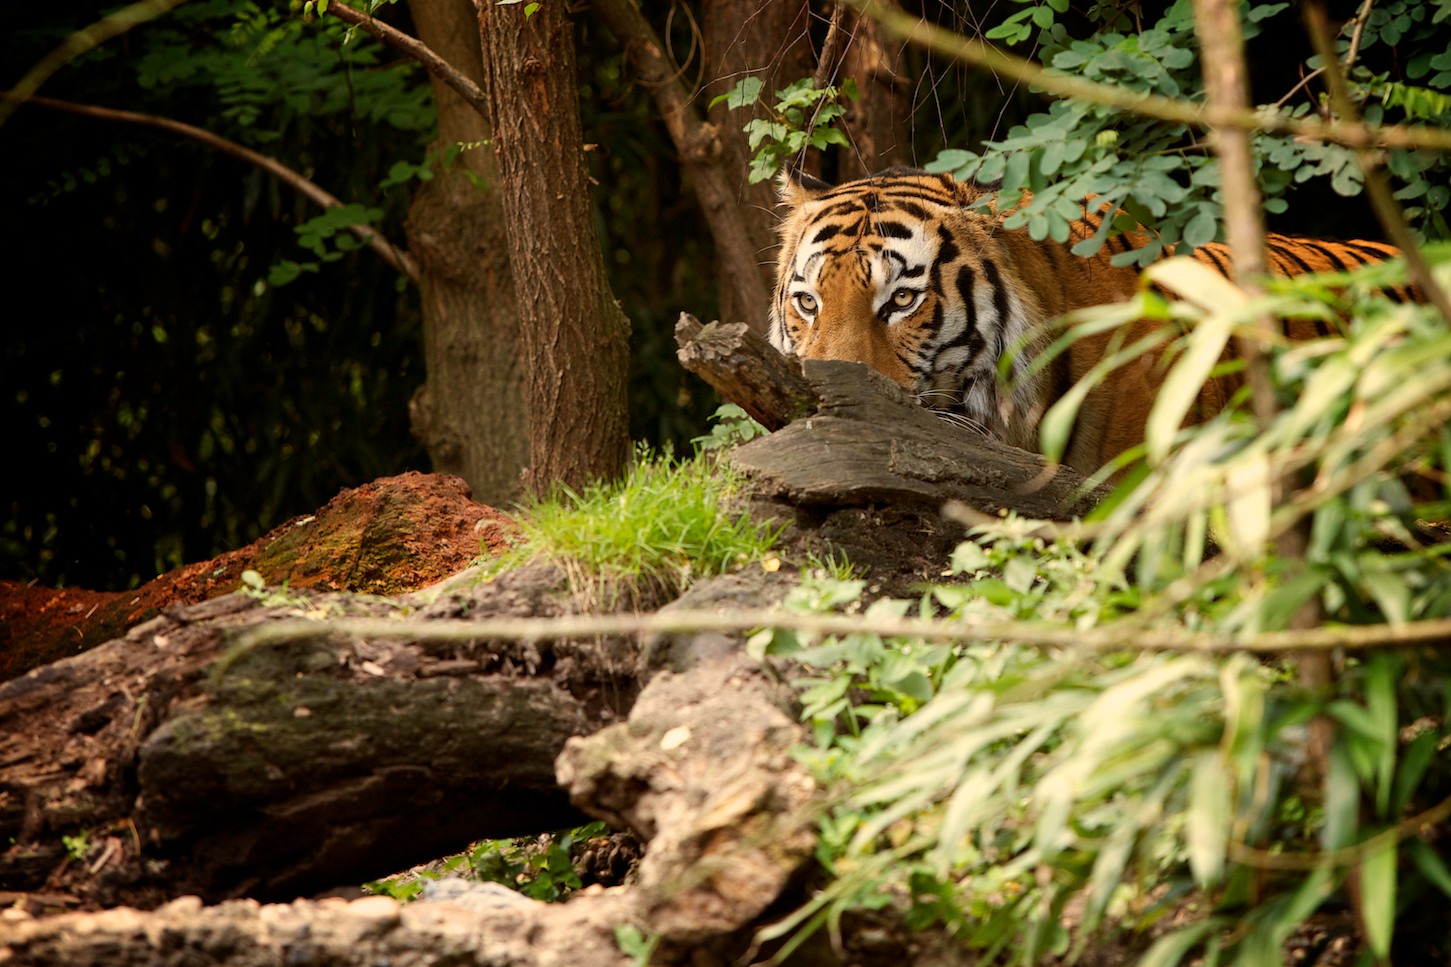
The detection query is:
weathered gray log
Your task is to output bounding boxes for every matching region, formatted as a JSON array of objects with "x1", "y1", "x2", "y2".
[
  {"x1": 736, "y1": 359, "x2": 1106, "y2": 518},
  {"x1": 675, "y1": 314, "x2": 816, "y2": 431},
  {"x1": 0, "y1": 565, "x2": 626, "y2": 907},
  {"x1": 674, "y1": 313, "x2": 1106, "y2": 518}
]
